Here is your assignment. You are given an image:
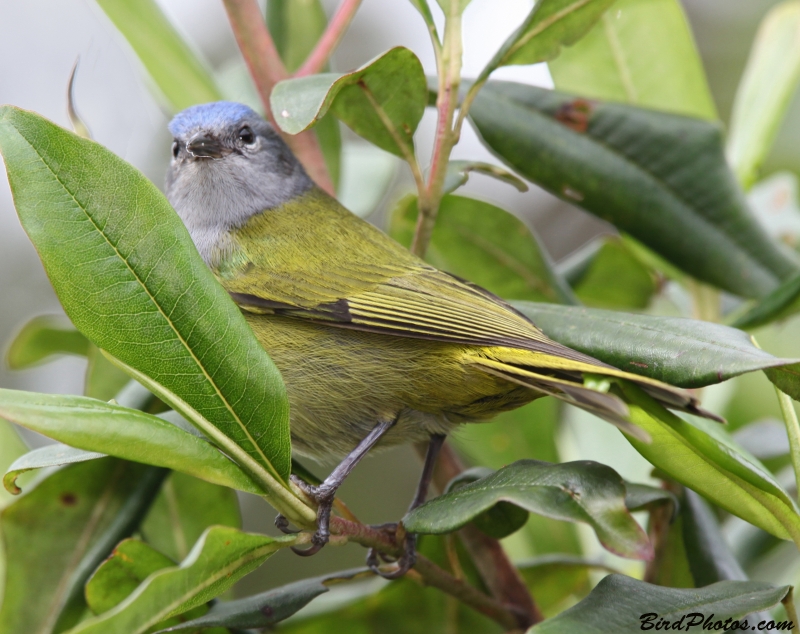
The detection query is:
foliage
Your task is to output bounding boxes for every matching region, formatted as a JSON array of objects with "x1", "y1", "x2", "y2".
[{"x1": 2, "y1": 0, "x2": 800, "y2": 632}]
